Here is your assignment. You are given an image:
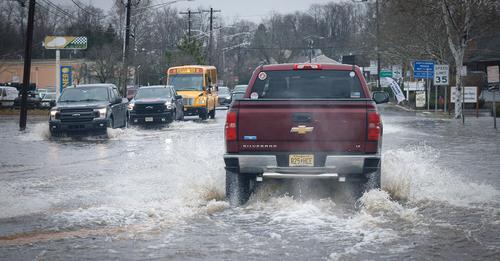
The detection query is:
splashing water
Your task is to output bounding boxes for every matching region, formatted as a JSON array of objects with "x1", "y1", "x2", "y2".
[{"x1": 382, "y1": 145, "x2": 499, "y2": 207}]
